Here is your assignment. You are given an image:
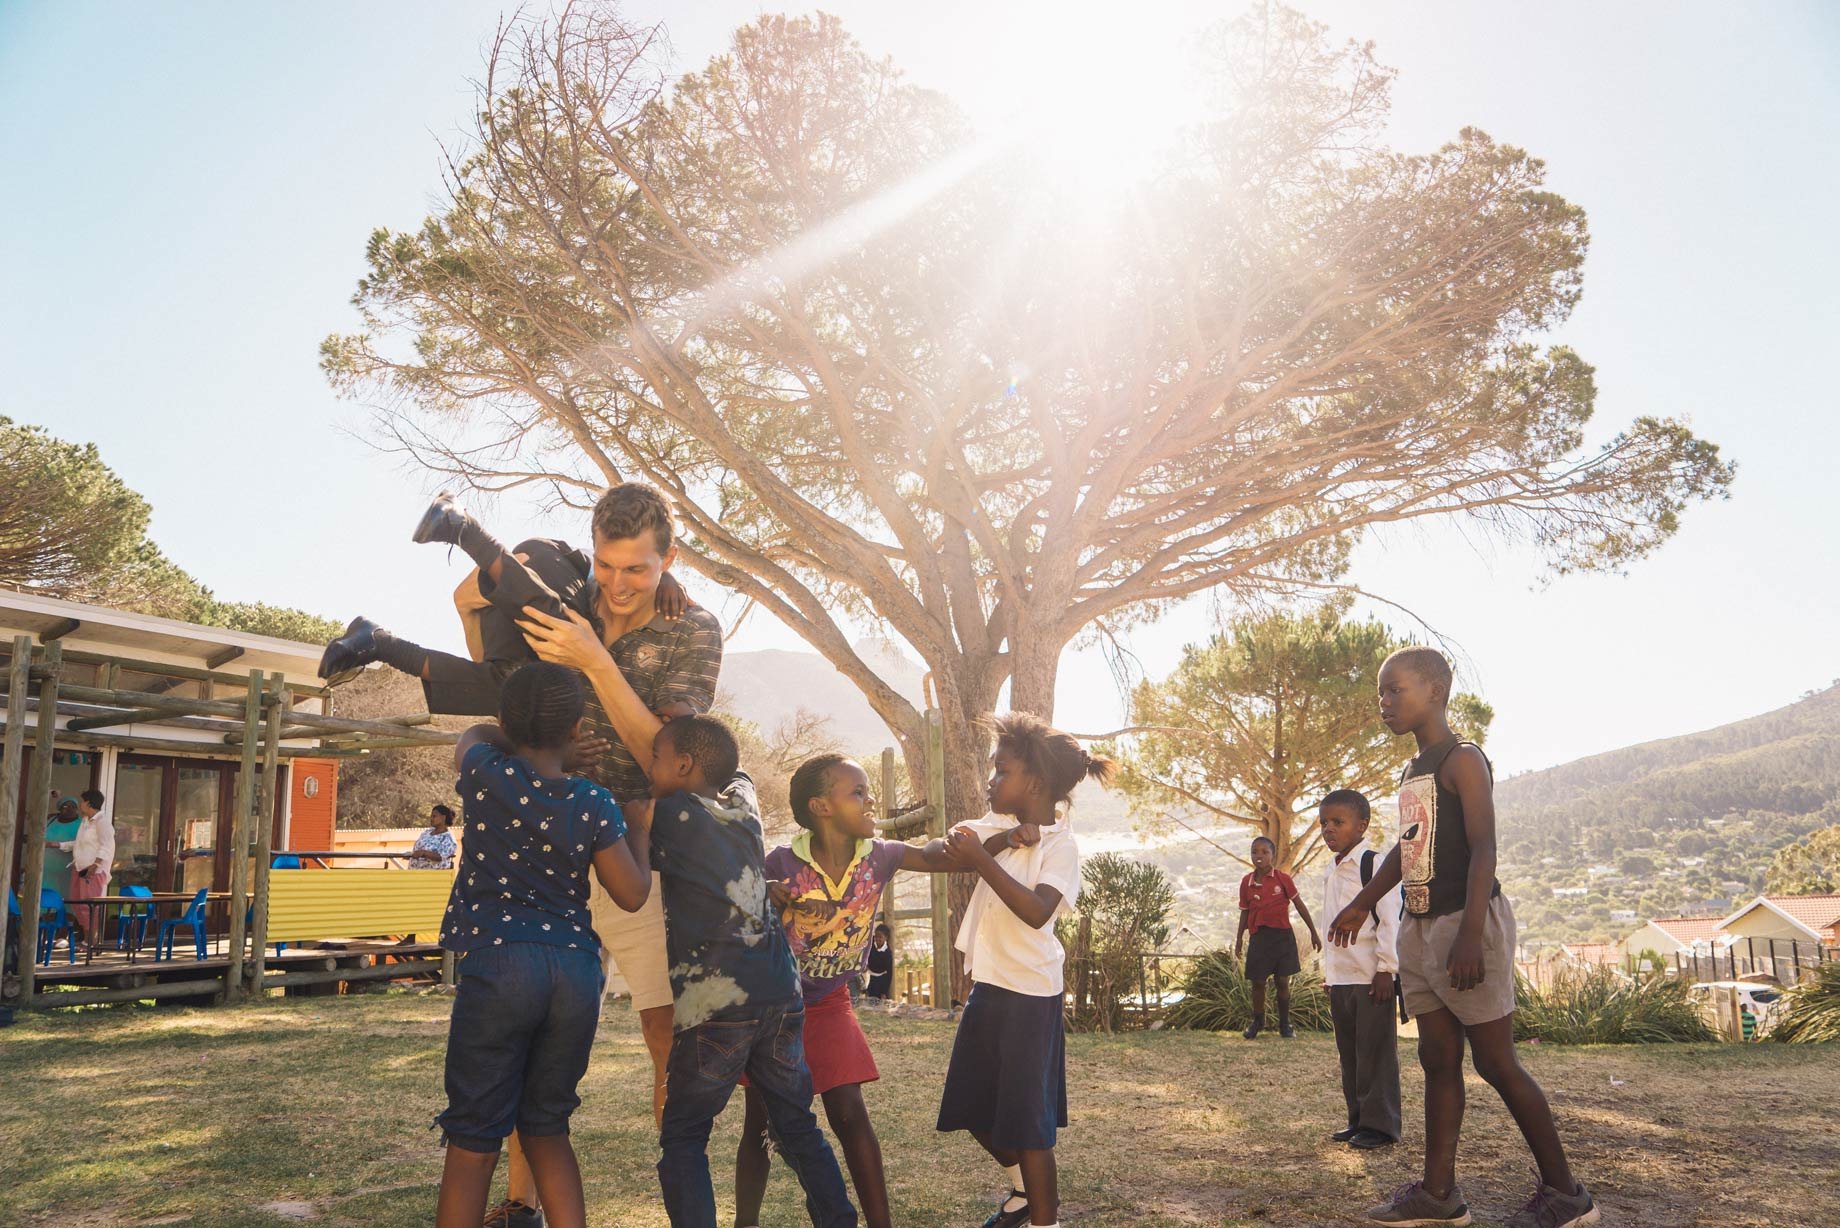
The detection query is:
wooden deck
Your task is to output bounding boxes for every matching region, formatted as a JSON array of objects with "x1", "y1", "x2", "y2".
[{"x1": 27, "y1": 940, "x2": 447, "y2": 1000}]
